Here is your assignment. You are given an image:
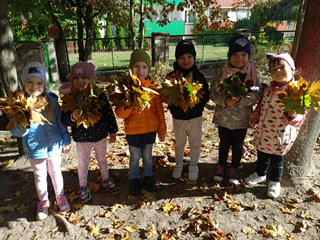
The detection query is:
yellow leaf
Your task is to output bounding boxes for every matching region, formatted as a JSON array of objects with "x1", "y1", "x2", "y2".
[
  {"x1": 145, "y1": 224, "x2": 157, "y2": 238},
  {"x1": 301, "y1": 210, "x2": 316, "y2": 220},
  {"x1": 280, "y1": 206, "x2": 297, "y2": 214},
  {"x1": 68, "y1": 192, "x2": 80, "y2": 204},
  {"x1": 88, "y1": 225, "x2": 100, "y2": 236},
  {"x1": 163, "y1": 203, "x2": 175, "y2": 213},
  {"x1": 88, "y1": 182, "x2": 100, "y2": 192},
  {"x1": 1, "y1": 159, "x2": 14, "y2": 170},
  {"x1": 69, "y1": 211, "x2": 83, "y2": 224},
  {"x1": 74, "y1": 203, "x2": 83, "y2": 210},
  {"x1": 33, "y1": 234, "x2": 39, "y2": 240},
  {"x1": 0, "y1": 204, "x2": 18, "y2": 212},
  {"x1": 15, "y1": 191, "x2": 20, "y2": 196},
  {"x1": 285, "y1": 202, "x2": 297, "y2": 208},
  {"x1": 0, "y1": 214, "x2": 4, "y2": 223},
  {"x1": 17, "y1": 204, "x2": 29, "y2": 214},
  {"x1": 194, "y1": 198, "x2": 203, "y2": 202},
  {"x1": 243, "y1": 226, "x2": 254, "y2": 234},
  {"x1": 49, "y1": 227, "x2": 59, "y2": 233},
  {"x1": 125, "y1": 226, "x2": 138, "y2": 232}
]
